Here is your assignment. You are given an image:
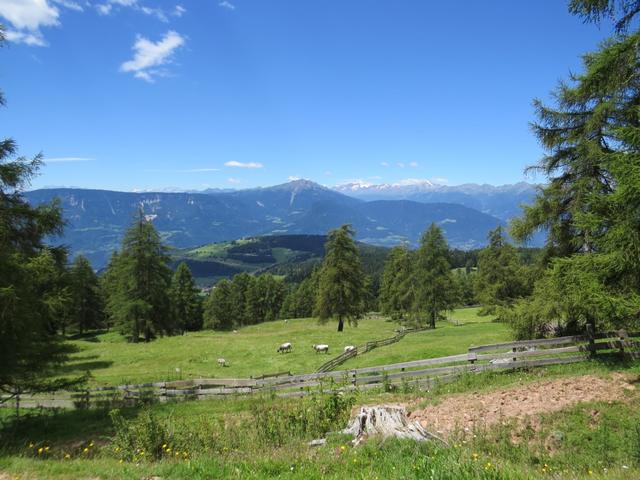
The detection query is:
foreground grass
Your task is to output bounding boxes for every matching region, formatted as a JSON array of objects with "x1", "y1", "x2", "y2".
[
  {"x1": 2, "y1": 360, "x2": 639, "y2": 479},
  {"x1": 64, "y1": 307, "x2": 507, "y2": 386}
]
